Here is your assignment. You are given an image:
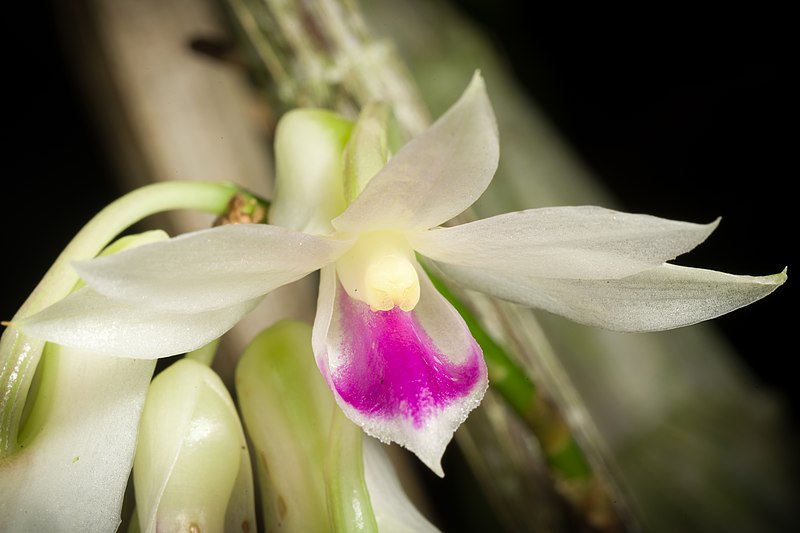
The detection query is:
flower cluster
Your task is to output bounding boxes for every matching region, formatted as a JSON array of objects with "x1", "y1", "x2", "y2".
[{"x1": 20, "y1": 72, "x2": 785, "y2": 477}]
